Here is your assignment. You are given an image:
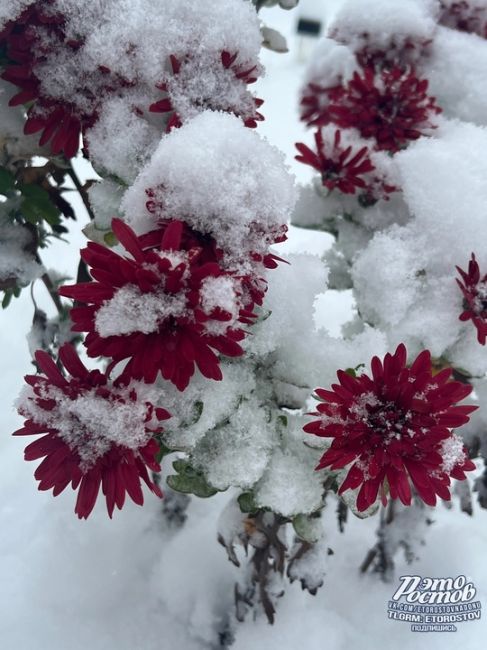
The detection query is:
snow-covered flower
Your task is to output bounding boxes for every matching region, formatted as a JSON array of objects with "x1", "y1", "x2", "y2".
[
  {"x1": 456, "y1": 253, "x2": 487, "y2": 345},
  {"x1": 14, "y1": 344, "x2": 169, "y2": 519},
  {"x1": 60, "y1": 219, "x2": 256, "y2": 391},
  {"x1": 439, "y1": 1, "x2": 487, "y2": 39},
  {"x1": 1, "y1": 2, "x2": 98, "y2": 157},
  {"x1": 295, "y1": 129, "x2": 376, "y2": 195},
  {"x1": 301, "y1": 66, "x2": 441, "y2": 152},
  {"x1": 149, "y1": 51, "x2": 264, "y2": 130},
  {"x1": 304, "y1": 344, "x2": 476, "y2": 512}
]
